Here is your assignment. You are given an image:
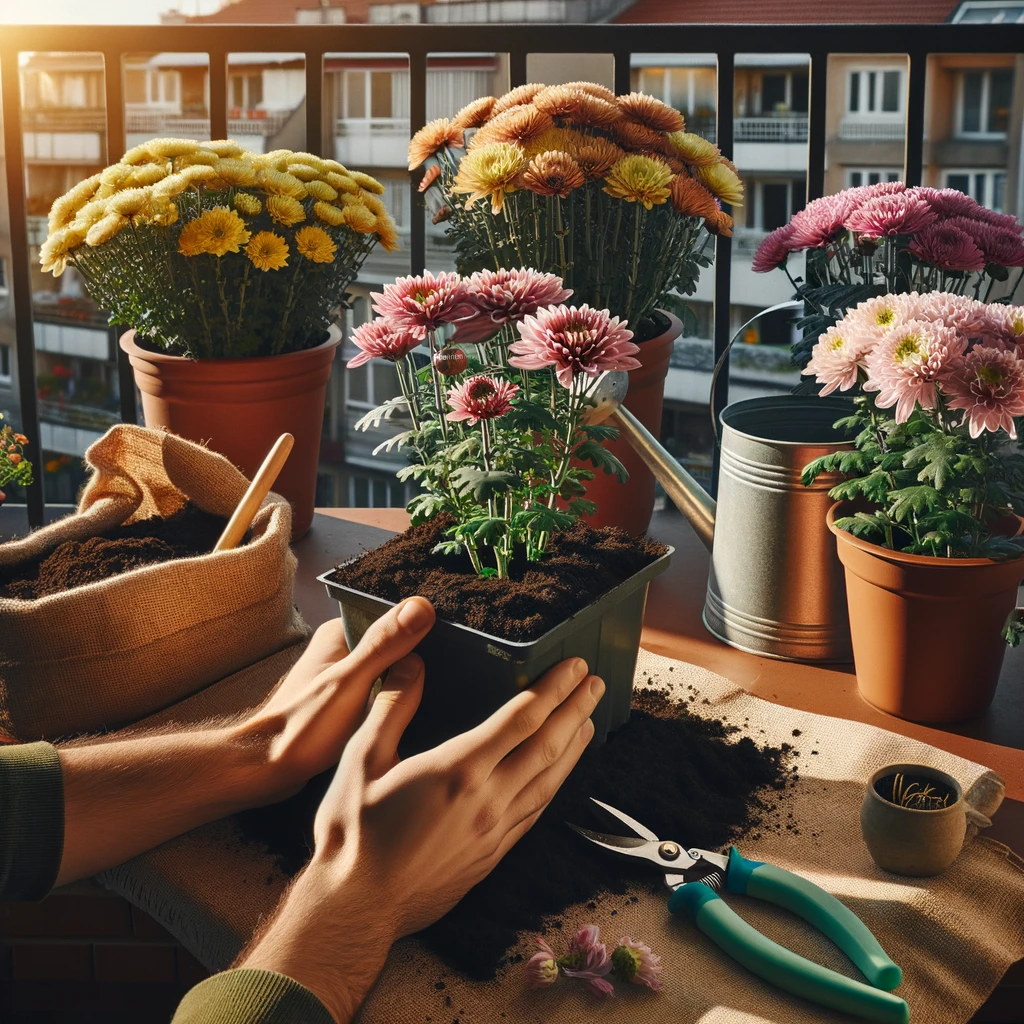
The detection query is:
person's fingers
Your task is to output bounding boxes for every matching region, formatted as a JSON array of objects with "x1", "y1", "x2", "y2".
[
  {"x1": 492, "y1": 674, "x2": 603, "y2": 803},
  {"x1": 453, "y1": 657, "x2": 589, "y2": 772},
  {"x1": 355, "y1": 653, "x2": 425, "y2": 777},
  {"x1": 337, "y1": 597, "x2": 435, "y2": 691},
  {"x1": 301, "y1": 618, "x2": 351, "y2": 671}
]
